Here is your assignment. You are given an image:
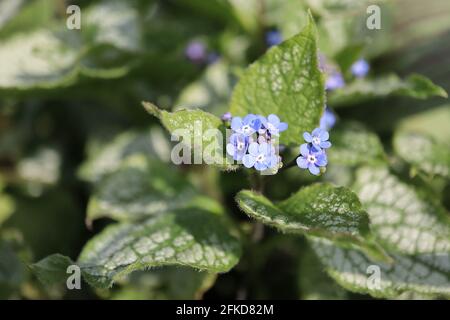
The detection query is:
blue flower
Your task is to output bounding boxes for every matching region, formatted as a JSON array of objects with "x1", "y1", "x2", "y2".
[
  {"x1": 226, "y1": 133, "x2": 249, "y2": 161},
  {"x1": 231, "y1": 114, "x2": 261, "y2": 136},
  {"x1": 260, "y1": 114, "x2": 288, "y2": 136},
  {"x1": 185, "y1": 41, "x2": 206, "y2": 63},
  {"x1": 221, "y1": 112, "x2": 232, "y2": 122},
  {"x1": 265, "y1": 30, "x2": 283, "y2": 47},
  {"x1": 319, "y1": 107, "x2": 336, "y2": 131},
  {"x1": 351, "y1": 58, "x2": 370, "y2": 78},
  {"x1": 303, "y1": 128, "x2": 331, "y2": 151},
  {"x1": 242, "y1": 142, "x2": 278, "y2": 171},
  {"x1": 296, "y1": 143, "x2": 327, "y2": 176},
  {"x1": 325, "y1": 72, "x2": 345, "y2": 90}
]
